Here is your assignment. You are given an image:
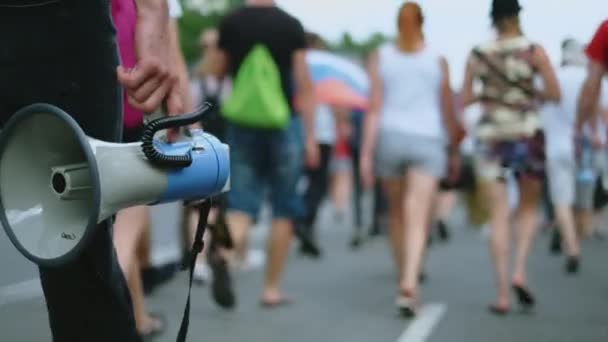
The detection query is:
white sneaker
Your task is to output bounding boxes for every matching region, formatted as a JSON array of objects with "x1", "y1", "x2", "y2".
[
  {"x1": 240, "y1": 249, "x2": 266, "y2": 272},
  {"x1": 193, "y1": 262, "x2": 211, "y2": 284}
]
